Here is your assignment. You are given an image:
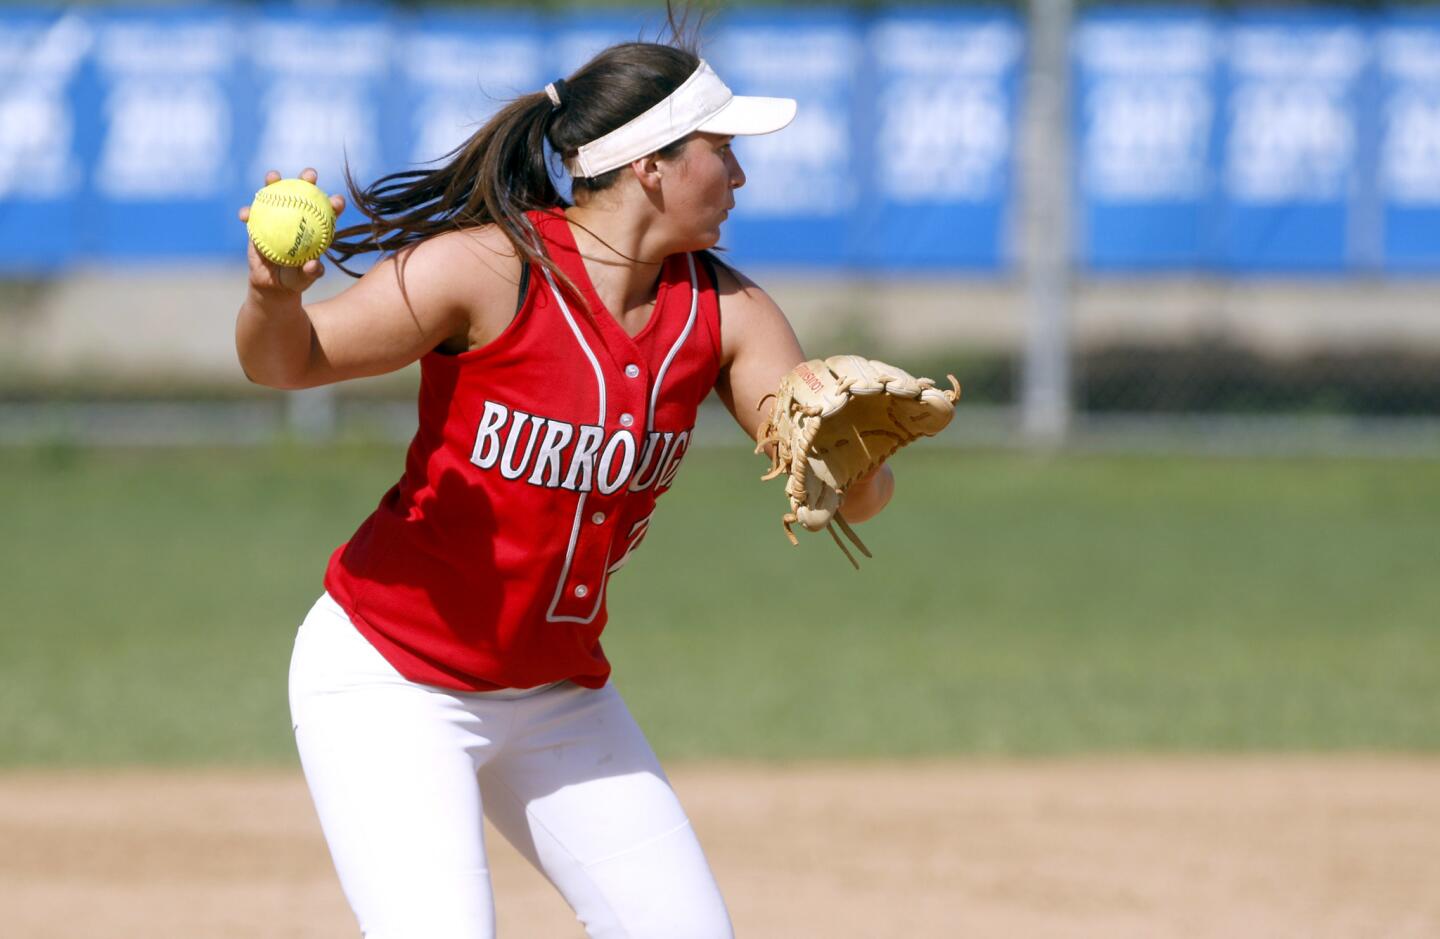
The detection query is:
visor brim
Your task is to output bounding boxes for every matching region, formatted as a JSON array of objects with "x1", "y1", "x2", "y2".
[{"x1": 696, "y1": 94, "x2": 798, "y2": 137}]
